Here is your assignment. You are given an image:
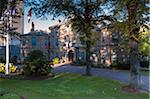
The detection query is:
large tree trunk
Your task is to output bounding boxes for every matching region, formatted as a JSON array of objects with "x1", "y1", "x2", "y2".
[
  {"x1": 129, "y1": 40, "x2": 140, "y2": 88},
  {"x1": 127, "y1": 0, "x2": 141, "y2": 89},
  {"x1": 85, "y1": 41, "x2": 91, "y2": 75},
  {"x1": 85, "y1": 0, "x2": 92, "y2": 76}
]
